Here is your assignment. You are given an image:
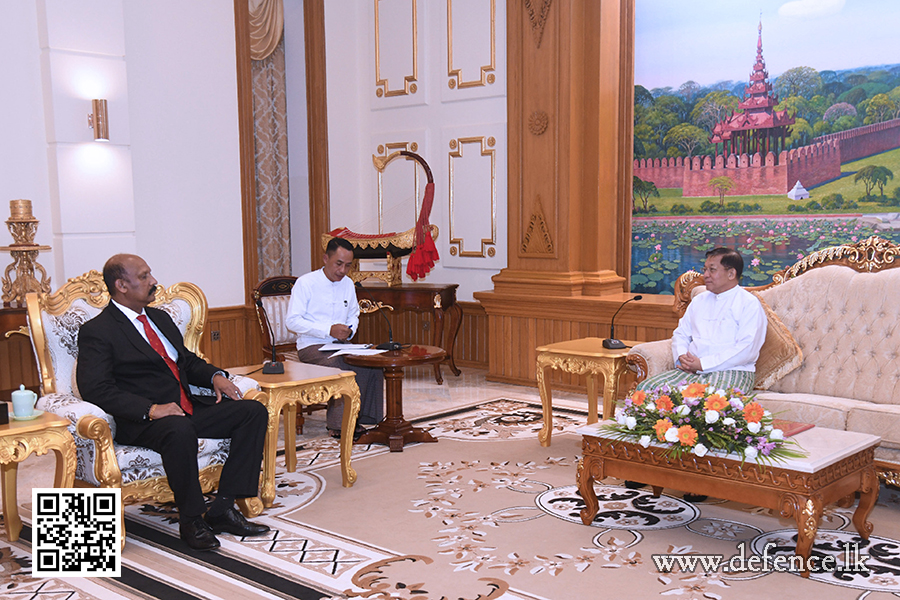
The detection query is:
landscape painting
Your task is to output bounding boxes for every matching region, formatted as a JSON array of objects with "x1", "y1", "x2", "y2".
[{"x1": 631, "y1": 0, "x2": 900, "y2": 293}]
